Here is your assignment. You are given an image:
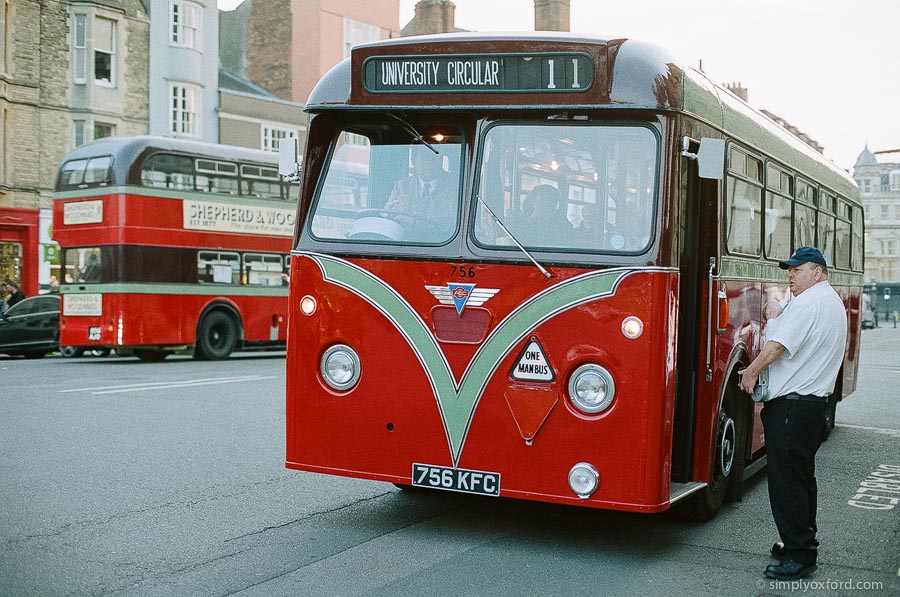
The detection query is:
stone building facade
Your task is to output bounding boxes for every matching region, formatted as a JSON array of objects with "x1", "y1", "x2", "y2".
[
  {"x1": 239, "y1": 0, "x2": 399, "y2": 105},
  {"x1": 0, "y1": 0, "x2": 149, "y2": 294},
  {"x1": 854, "y1": 146, "x2": 900, "y2": 286}
]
